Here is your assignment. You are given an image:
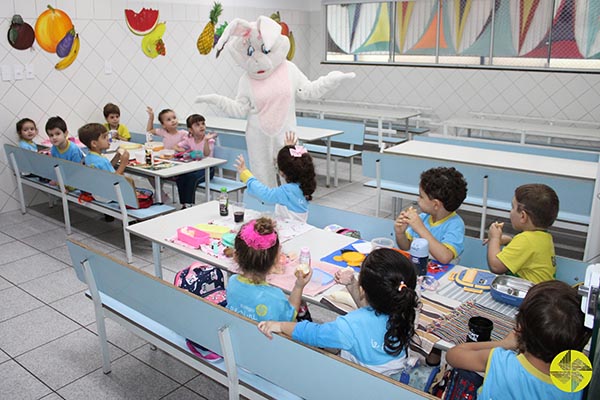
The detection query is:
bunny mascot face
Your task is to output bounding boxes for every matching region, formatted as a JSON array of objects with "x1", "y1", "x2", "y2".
[{"x1": 197, "y1": 16, "x2": 355, "y2": 188}]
